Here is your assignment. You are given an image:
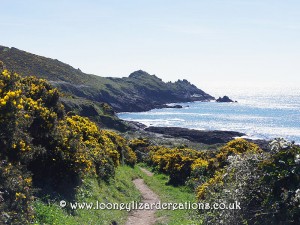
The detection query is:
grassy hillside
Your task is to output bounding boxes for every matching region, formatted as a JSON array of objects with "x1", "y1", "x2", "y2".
[
  {"x1": 60, "y1": 95, "x2": 130, "y2": 131},
  {"x1": 0, "y1": 46, "x2": 214, "y2": 112},
  {"x1": 34, "y1": 166, "x2": 142, "y2": 225}
]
